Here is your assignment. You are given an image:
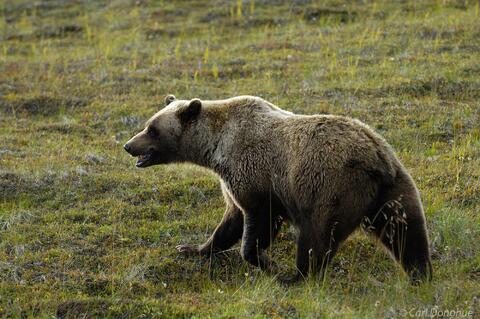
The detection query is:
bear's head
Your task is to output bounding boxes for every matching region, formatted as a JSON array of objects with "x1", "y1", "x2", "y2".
[{"x1": 123, "y1": 94, "x2": 202, "y2": 167}]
